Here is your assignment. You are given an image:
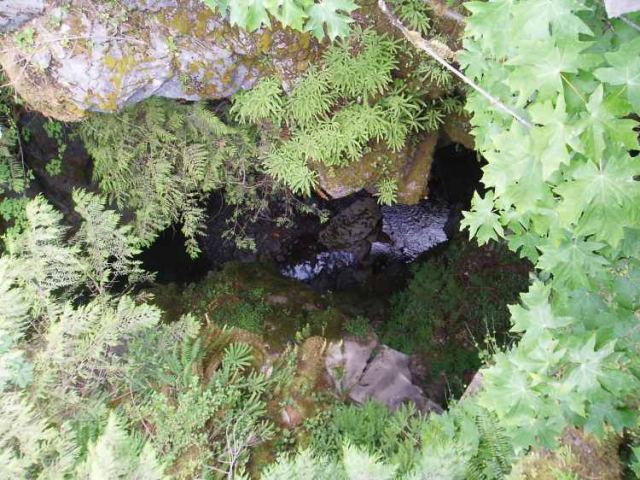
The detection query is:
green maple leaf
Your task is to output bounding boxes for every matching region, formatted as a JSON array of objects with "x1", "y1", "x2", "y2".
[
  {"x1": 464, "y1": 1, "x2": 513, "y2": 56},
  {"x1": 555, "y1": 152, "x2": 640, "y2": 245},
  {"x1": 529, "y1": 96, "x2": 583, "y2": 180},
  {"x1": 579, "y1": 85, "x2": 638, "y2": 163},
  {"x1": 507, "y1": 39, "x2": 584, "y2": 103},
  {"x1": 270, "y1": 0, "x2": 308, "y2": 30},
  {"x1": 566, "y1": 335, "x2": 614, "y2": 393},
  {"x1": 460, "y1": 191, "x2": 504, "y2": 245},
  {"x1": 483, "y1": 127, "x2": 535, "y2": 196},
  {"x1": 511, "y1": 0, "x2": 591, "y2": 43},
  {"x1": 509, "y1": 284, "x2": 573, "y2": 336},
  {"x1": 306, "y1": 0, "x2": 357, "y2": 41},
  {"x1": 505, "y1": 165, "x2": 552, "y2": 215},
  {"x1": 594, "y1": 37, "x2": 640, "y2": 111},
  {"x1": 228, "y1": 0, "x2": 272, "y2": 31},
  {"x1": 537, "y1": 235, "x2": 608, "y2": 288},
  {"x1": 509, "y1": 331, "x2": 565, "y2": 375}
]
